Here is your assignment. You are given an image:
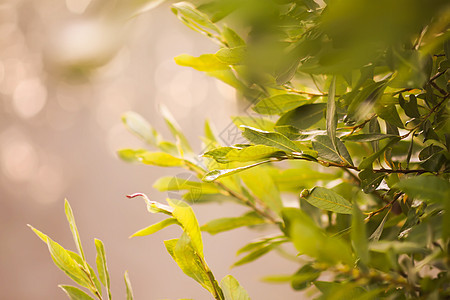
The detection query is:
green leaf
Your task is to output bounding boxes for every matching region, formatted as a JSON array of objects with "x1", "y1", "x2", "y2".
[
  {"x1": 168, "y1": 199, "x2": 204, "y2": 258},
  {"x1": 64, "y1": 200, "x2": 86, "y2": 262},
  {"x1": 233, "y1": 244, "x2": 274, "y2": 267},
  {"x1": 171, "y1": 2, "x2": 220, "y2": 35},
  {"x1": 222, "y1": 26, "x2": 245, "y2": 48},
  {"x1": 117, "y1": 149, "x2": 148, "y2": 163},
  {"x1": 232, "y1": 116, "x2": 275, "y2": 131},
  {"x1": 59, "y1": 285, "x2": 94, "y2": 300},
  {"x1": 47, "y1": 236, "x2": 91, "y2": 288},
  {"x1": 351, "y1": 204, "x2": 369, "y2": 264},
  {"x1": 326, "y1": 76, "x2": 338, "y2": 154},
  {"x1": 130, "y1": 218, "x2": 180, "y2": 238},
  {"x1": 201, "y1": 212, "x2": 266, "y2": 235},
  {"x1": 282, "y1": 208, "x2": 353, "y2": 265},
  {"x1": 175, "y1": 54, "x2": 228, "y2": 72},
  {"x1": 358, "y1": 137, "x2": 401, "y2": 170},
  {"x1": 94, "y1": 239, "x2": 111, "y2": 300},
  {"x1": 358, "y1": 169, "x2": 386, "y2": 193},
  {"x1": 121, "y1": 111, "x2": 160, "y2": 146},
  {"x1": 138, "y1": 151, "x2": 186, "y2": 167},
  {"x1": 202, "y1": 160, "x2": 272, "y2": 182},
  {"x1": 301, "y1": 187, "x2": 352, "y2": 214},
  {"x1": 418, "y1": 145, "x2": 444, "y2": 161},
  {"x1": 314, "y1": 282, "x2": 368, "y2": 300},
  {"x1": 67, "y1": 251, "x2": 101, "y2": 296},
  {"x1": 369, "y1": 210, "x2": 390, "y2": 242},
  {"x1": 239, "y1": 167, "x2": 283, "y2": 215},
  {"x1": 253, "y1": 94, "x2": 309, "y2": 115},
  {"x1": 124, "y1": 271, "x2": 134, "y2": 300},
  {"x1": 341, "y1": 133, "x2": 398, "y2": 142},
  {"x1": 203, "y1": 145, "x2": 286, "y2": 163},
  {"x1": 276, "y1": 103, "x2": 326, "y2": 130},
  {"x1": 160, "y1": 105, "x2": 194, "y2": 154},
  {"x1": 375, "y1": 104, "x2": 404, "y2": 128},
  {"x1": 153, "y1": 176, "x2": 219, "y2": 194},
  {"x1": 395, "y1": 175, "x2": 450, "y2": 203},
  {"x1": 312, "y1": 135, "x2": 354, "y2": 166},
  {"x1": 220, "y1": 275, "x2": 250, "y2": 300},
  {"x1": 241, "y1": 126, "x2": 302, "y2": 152},
  {"x1": 215, "y1": 46, "x2": 246, "y2": 65},
  {"x1": 167, "y1": 233, "x2": 215, "y2": 294}
]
